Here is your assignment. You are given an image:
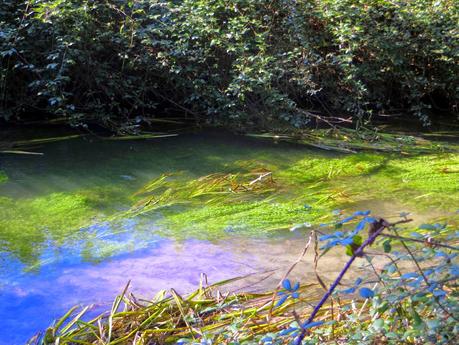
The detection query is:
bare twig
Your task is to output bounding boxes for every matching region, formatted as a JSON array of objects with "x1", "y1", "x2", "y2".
[
  {"x1": 381, "y1": 233, "x2": 459, "y2": 251},
  {"x1": 268, "y1": 231, "x2": 315, "y2": 320}
]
